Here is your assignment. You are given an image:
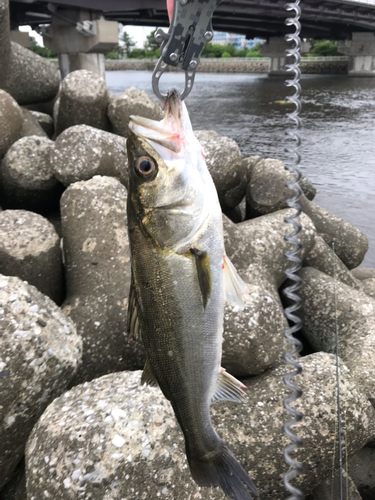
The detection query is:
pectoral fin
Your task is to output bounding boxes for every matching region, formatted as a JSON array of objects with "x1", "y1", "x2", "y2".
[
  {"x1": 223, "y1": 254, "x2": 246, "y2": 309},
  {"x1": 127, "y1": 274, "x2": 142, "y2": 342},
  {"x1": 141, "y1": 358, "x2": 159, "y2": 387},
  {"x1": 211, "y1": 368, "x2": 247, "y2": 404},
  {"x1": 191, "y1": 248, "x2": 212, "y2": 309}
]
